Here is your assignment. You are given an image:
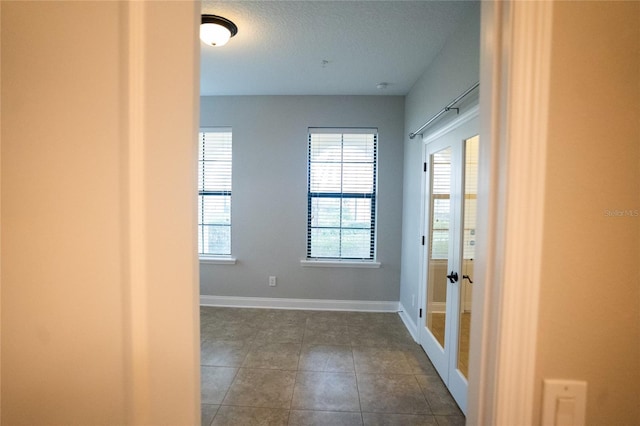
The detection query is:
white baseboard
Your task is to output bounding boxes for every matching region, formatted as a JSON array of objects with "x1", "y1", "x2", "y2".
[
  {"x1": 200, "y1": 295, "x2": 400, "y2": 312},
  {"x1": 428, "y1": 302, "x2": 446, "y2": 314},
  {"x1": 398, "y1": 302, "x2": 418, "y2": 342}
]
